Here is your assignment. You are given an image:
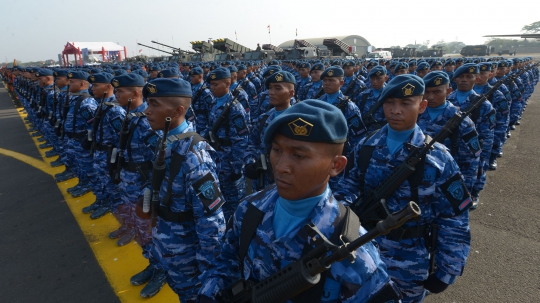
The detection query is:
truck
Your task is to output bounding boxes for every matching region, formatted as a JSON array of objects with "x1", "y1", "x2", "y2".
[
  {"x1": 242, "y1": 50, "x2": 277, "y2": 62},
  {"x1": 278, "y1": 47, "x2": 319, "y2": 60},
  {"x1": 416, "y1": 45, "x2": 445, "y2": 57},
  {"x1": 460, "y1": 45, "x2": 495, "y2": 56},
  {"x1": 190, "y1": 40, "x2": 223, "y2": 62}
]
